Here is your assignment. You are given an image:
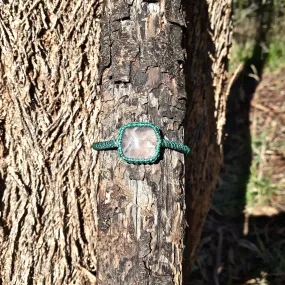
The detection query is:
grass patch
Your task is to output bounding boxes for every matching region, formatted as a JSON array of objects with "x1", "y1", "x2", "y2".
[
  {"x1": 229, "y1": 39, "x2": 255, "y2": 72},
  {"x1": 265, "y1": 39, "x2": 285, "y2": 73},
  {"x1": 246, "y1": 127, "x2": 283, "y2": 213},
  {"x1": 230, "y1": 0, "x2": 285, "y2": 74},
  {"x1": 230, "y1": 38, "x2": 285, "y2": 74},
  {"x1": 246, "y1": 163, "x2": 279, "y2": 208}
]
